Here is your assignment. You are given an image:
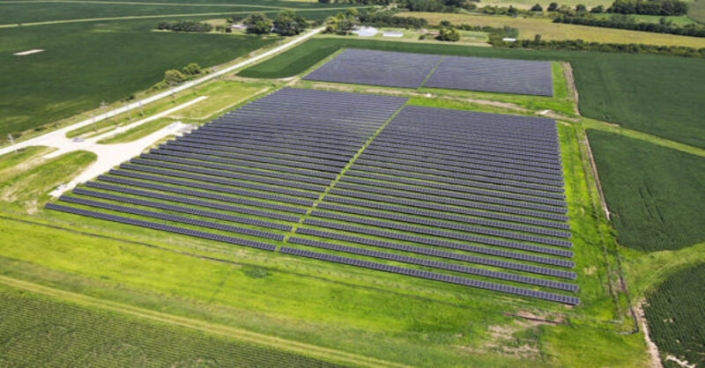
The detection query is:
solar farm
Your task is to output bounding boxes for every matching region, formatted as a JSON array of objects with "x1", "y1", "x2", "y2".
[
  {"x1": 303, "y1": 49, "x2": 554, "y2": 96},
  {"x1": 47, "y1": 87, "x2": 579, "y2": 306}
]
